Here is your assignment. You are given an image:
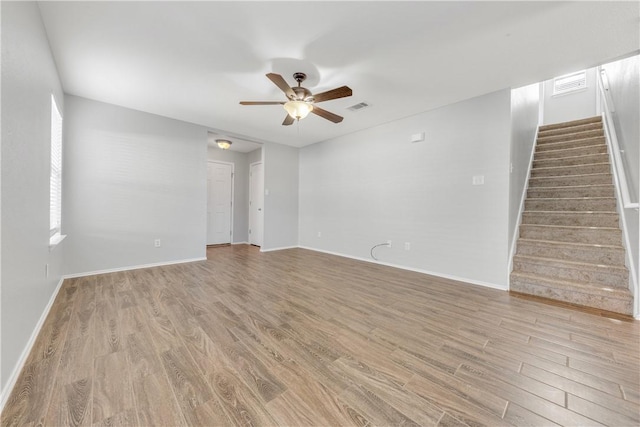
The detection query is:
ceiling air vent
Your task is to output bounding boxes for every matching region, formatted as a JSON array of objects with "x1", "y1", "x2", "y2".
[
  {"x1": 553, "y1": 70, "x2": 587, "y2": 95},
  {"x1": 347, "y1": 102, "x2": 371, "y2": 112}
]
